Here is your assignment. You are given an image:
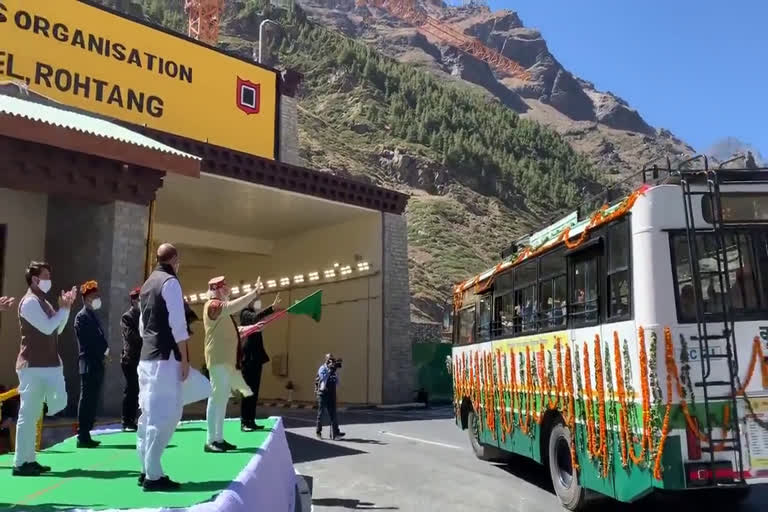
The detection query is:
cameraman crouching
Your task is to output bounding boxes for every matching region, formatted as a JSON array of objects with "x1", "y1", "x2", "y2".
[{"x1": 315, "y1": 353, "x2": 345, "y2": 440}]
